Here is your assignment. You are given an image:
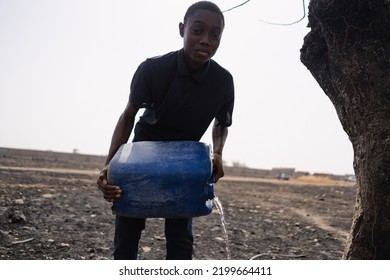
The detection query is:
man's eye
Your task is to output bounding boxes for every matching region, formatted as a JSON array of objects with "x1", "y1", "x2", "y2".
[
  {"x1": 191, "y1": 27, "x2": 203, "y2": 35},
  {"x1": 212, "y1": 33, "x2": 221, "y2": 40}
]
